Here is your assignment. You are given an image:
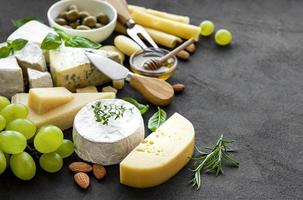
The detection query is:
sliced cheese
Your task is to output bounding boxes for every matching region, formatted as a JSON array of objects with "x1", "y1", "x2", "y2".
[
  {"x1": 14, "y1": 42, "x2": 47, "y2": 74},
  {"x1": 120, "y1": 113, "x2": 195, "y2": 188},
  {"x1": 0, "y1": 56, "x2": 24, "y2": 98},
  {"x1": 27, "y1": 68, "x2": 53, "y2": 88},
  {"x1": 76, "y1": 86, "x2": 98, "y2": 93},
  {"x1": 11, "y1": 92, "x2": 115, "y2": 130},
  {"x1": 102, "y1": 86, "x2": 117, "y2": 94},
  {"x1": 49, "y1": 46, "x2": 121, "y2": 91},
  {"x1": 73, "y1": 99, "x2": 144, "y2": 165},
  {"x1": 28, "y1": 87, "x2": 74, "y2": 114}
]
